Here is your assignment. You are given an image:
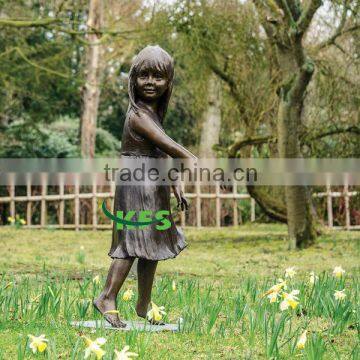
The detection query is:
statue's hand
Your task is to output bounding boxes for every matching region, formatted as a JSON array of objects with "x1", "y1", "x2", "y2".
[
  {"x1": 220, "y1": 184, "x2": 227, "y2": 191},
  {"x1": 171, "y1": 185, "x2": 189, "y2": 211},
  {"x1": 179, "y1": 193, "x2": 189, "y2": 211}
]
